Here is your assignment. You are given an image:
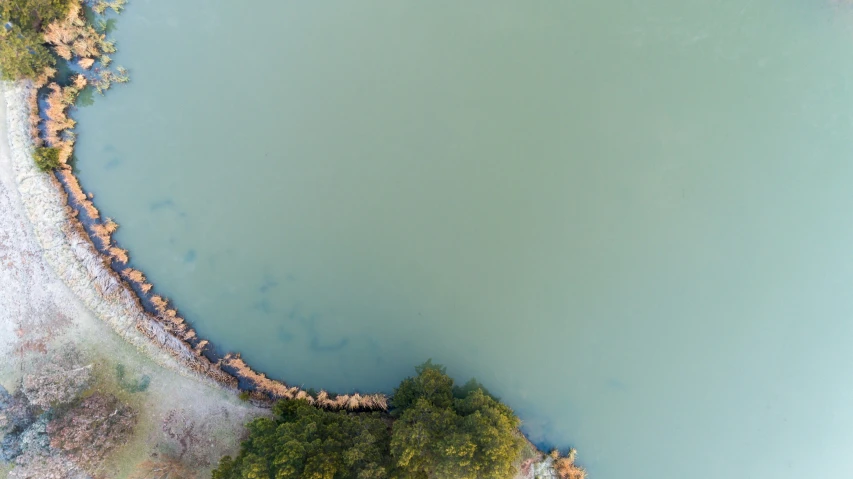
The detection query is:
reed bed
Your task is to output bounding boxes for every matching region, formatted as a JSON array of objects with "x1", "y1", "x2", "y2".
[
  {"x1": 222, "y1": 354, "x2": 388, "y2": 410},
  {"x1": 56, "y1": 169, "x2": 100, "y2": 219},
  {"x1": 108, "y1": 246, "x2": 128, "y2": 264},
  {"x1": 551, "y1": 449, "x2": 586, "y2": 479},
  {"x1": 43, "y1": 1, "x2": 105, "y2": 63}
]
